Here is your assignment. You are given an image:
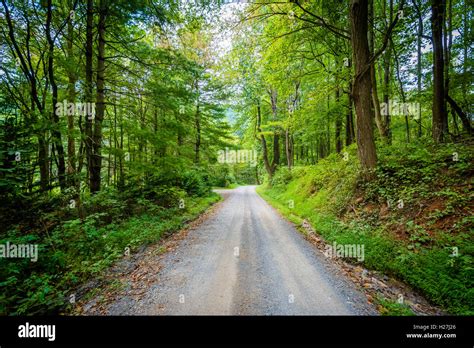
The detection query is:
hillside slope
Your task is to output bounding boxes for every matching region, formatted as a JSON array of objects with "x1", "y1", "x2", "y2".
[{"x1": 258, "y1": 141, "x2": 473, "y2": 315}]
